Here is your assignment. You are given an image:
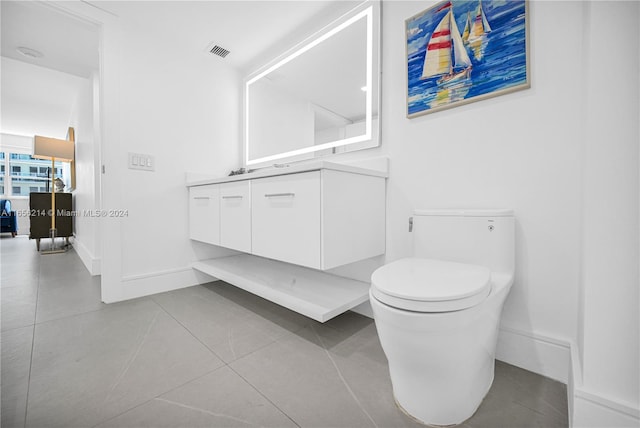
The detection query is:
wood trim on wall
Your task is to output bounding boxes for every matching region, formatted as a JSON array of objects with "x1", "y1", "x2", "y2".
[{"x1": 67, "y1": 127, "x2": 76, "y2": 190}]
